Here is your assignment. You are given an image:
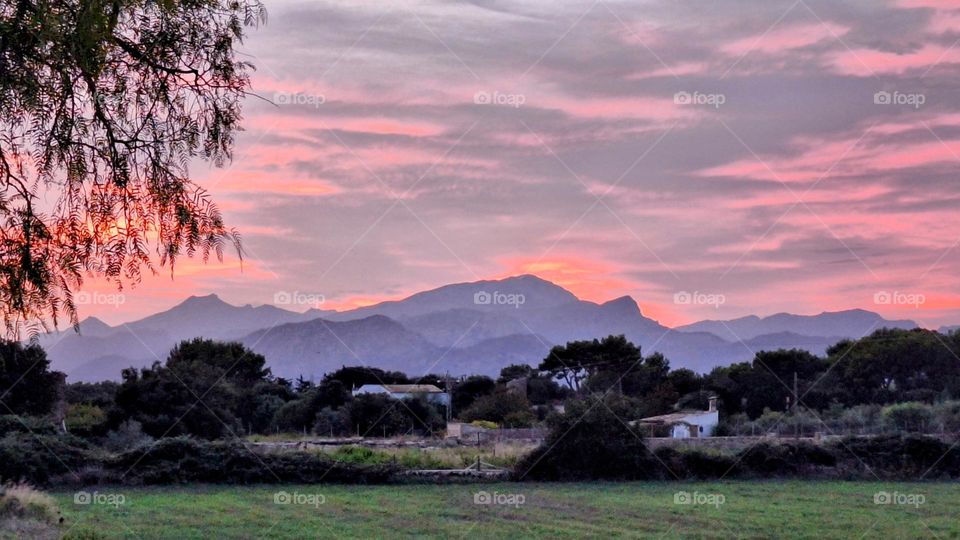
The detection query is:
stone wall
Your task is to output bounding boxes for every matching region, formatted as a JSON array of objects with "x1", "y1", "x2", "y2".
[{"x1": 643, "y1": 435, "x2": 840, "y2": 452}]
